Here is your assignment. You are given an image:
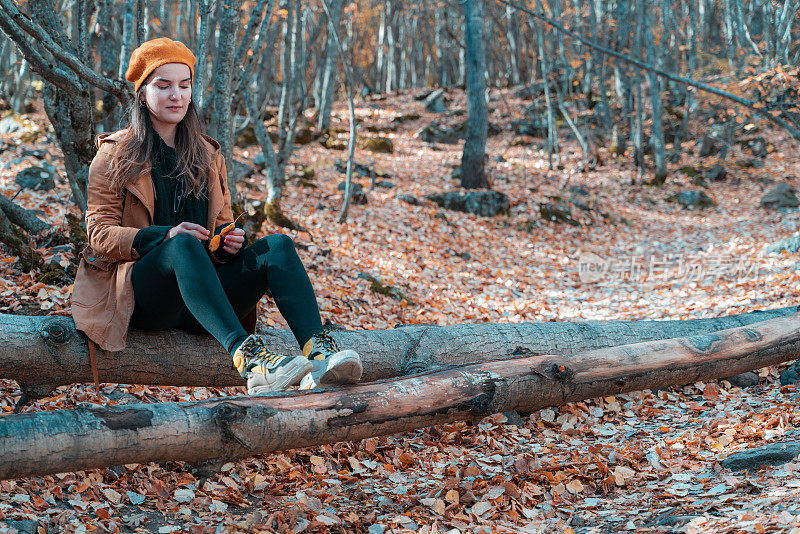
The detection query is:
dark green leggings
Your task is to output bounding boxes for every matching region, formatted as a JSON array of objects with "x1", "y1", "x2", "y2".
[{"x1": 129, "y1": 232, "x2": 323, "y2": 353}]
